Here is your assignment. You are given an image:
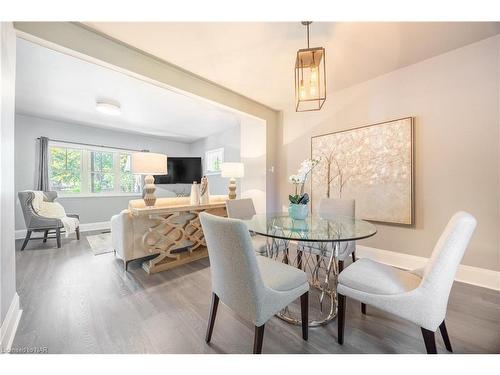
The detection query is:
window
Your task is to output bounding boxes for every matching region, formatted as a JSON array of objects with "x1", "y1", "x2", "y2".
[
  {"x1": 48, "y1": 142, "x2": 142, "y2": 196},
  {"x1": 90, "y1": 151, "x2": 114, "y2": 193},
  {"x1": 205, "y1": 148, "x2": 224, "y2": 174},
  {"x1": 49, "y1": 146, "x2": 82, "y2": 193}
]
